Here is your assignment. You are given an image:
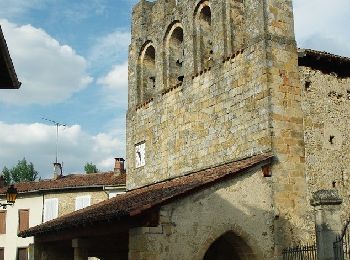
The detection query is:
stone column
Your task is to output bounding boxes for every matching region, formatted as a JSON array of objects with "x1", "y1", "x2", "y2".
[
  {"x1": 29, "y1": 242, "x2": 49, "y2": 260},
  {"x1": 72, "y1": 238, "x2": 89, "y2": 260},
  {"x1": 28, "y1": 243, "x2": 35, "y2": 260},
  {"x1": 310, "y1": 189, "x2": 343, "y2": 260}
]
